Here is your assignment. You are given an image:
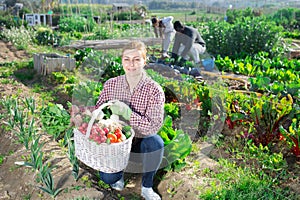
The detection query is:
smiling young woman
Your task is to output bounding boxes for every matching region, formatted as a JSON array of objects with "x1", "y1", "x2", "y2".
[{"x1": 95, "y1": 40, "x2": 165, "y2": 200}]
